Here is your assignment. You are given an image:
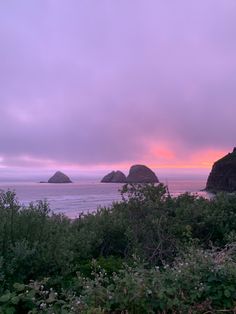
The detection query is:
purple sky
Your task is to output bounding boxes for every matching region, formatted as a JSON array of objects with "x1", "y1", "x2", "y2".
[{"x1": 0, "y1": 0, "x2": 236, "y2": 176}]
